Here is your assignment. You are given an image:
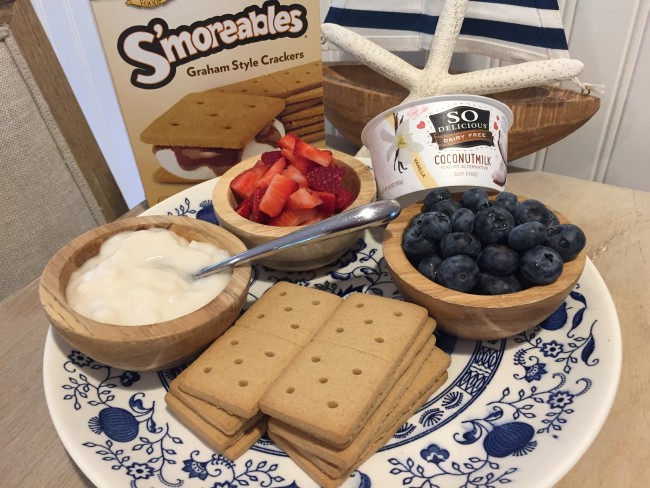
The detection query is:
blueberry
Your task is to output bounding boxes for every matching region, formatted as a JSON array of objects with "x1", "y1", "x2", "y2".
[
  {"x1": 546, "y1": 224, "x2": 586, "y2": 262},
  {"x1": 460, "y1": 188, "x2": 490, "y2": 213},
  {"x1": 508, "y1": 221, "x2": 548, "y2": 252},
  {"x1": 407, "y1": 212, "x2": 425, "y2": 230},
  {"x1": 475, "y1": 206, "x2": 515, "y2": 245},
  {"x1": 432, "y1": 199, "x2": 462, "y2": 218},
  {"x1": 477, "y1": 244, "x2": 519, "y2": 275},
  {"x1": 420, "y1": 211, "x2": 452, "y2": 242},
  {"x1": 440, "y1": 232, "x2": 481, "y2": 259},
  {"x1": 514, "y1": 199, "x2": 550, "y2": 226},
  {"x1": 493, "y1": 191, "x2": 518, "y2": 215},
  {"x1": 436, "y1": 255, "x2": 480, "y2": 292},
  {"x1": 474, "y1": 273, "x2": 521, "y2": 295},
  {"x1": 451, "y1": 208, "x2": 475, "y2": 234},
  {"x1": 401, "y1": 225, "x2": 436, "y2": 266},
  {"x1": 547, "y1": 210, "x2": 561, "y2": 230},
  {"x1": 520, "y1": 245, "x2": 564, "y2": 285},
  {"x1": 422, "y1": 187, "x2": 452, "y2": 211},
  {"x1": 417, "y1": 255, "x2": 443, "y2": 282}
]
